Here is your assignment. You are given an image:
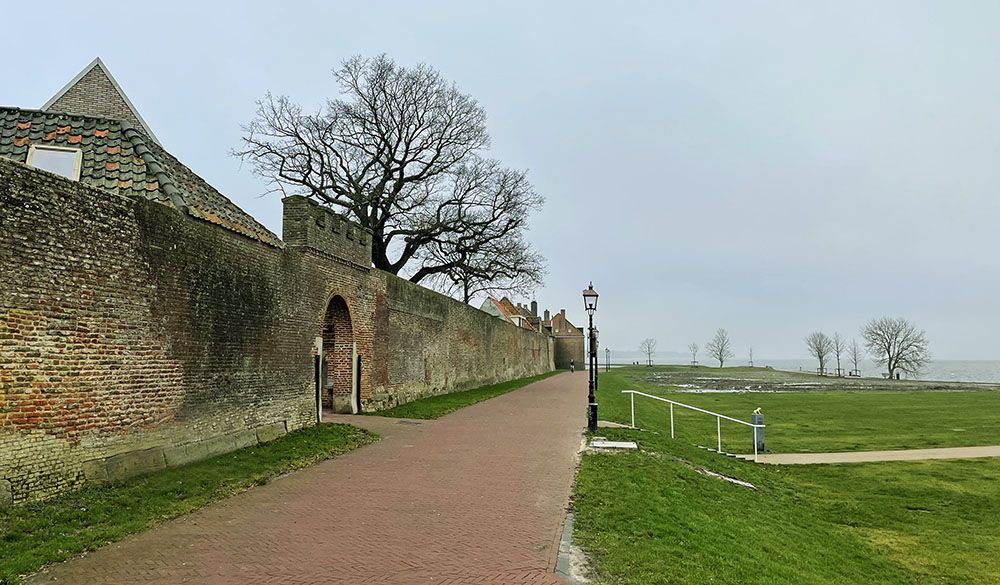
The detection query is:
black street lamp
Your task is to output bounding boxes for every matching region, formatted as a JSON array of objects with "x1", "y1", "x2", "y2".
[
  {"x1": 583, "y1": 282, "x2": 599, "y2": 432},
  {"x1": 593, "y1": 328, "x2": 599, "y2": 391}
]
